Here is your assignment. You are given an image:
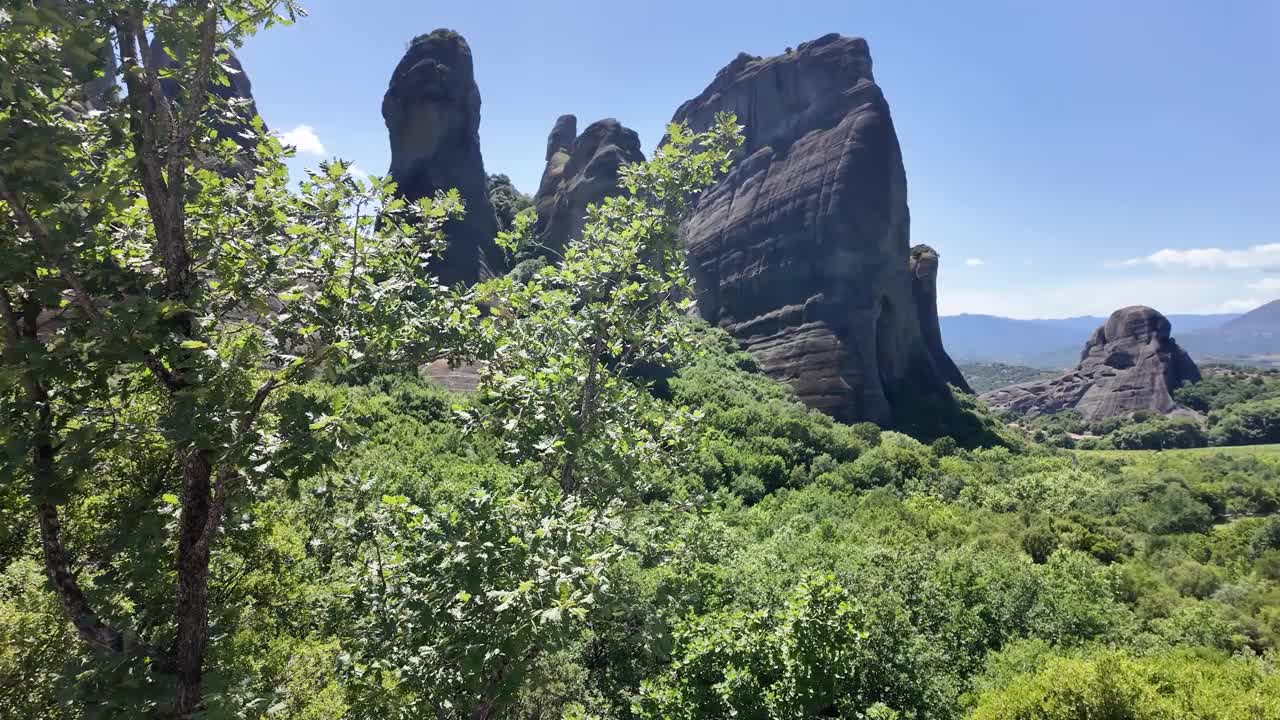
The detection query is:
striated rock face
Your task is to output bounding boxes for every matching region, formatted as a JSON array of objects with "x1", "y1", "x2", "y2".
[
  {"x1": 532, "y1": 115, "x2": 645, "y2": 256},
  {"x1": 383, "y1": 29, "x2": 500, "y2": 285},
  {"x1": 671, "y1": 34, "x2": 963, "y2": 424},
  {"x1": 981, "y1": 306, "x2": 1202, "y2": 421},
  {"x1": 910, "y1": 245, "x2": 972, "y2": 393}
]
